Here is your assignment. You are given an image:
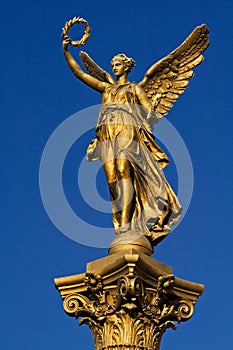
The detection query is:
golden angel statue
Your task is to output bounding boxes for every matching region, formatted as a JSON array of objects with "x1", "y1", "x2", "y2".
[{"x1": 62, "y1": 18, "x2": 209, "y2": 247}]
